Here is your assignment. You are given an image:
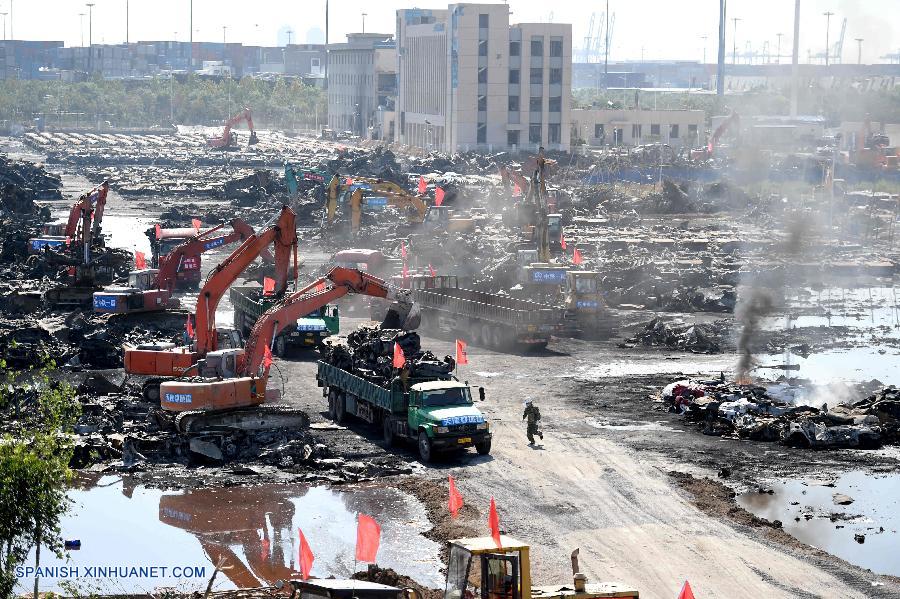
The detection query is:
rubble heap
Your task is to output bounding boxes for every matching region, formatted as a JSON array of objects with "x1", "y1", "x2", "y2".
[
  {"x1": 322, "y1": 324, "x2": 456, "y2": 385},
  {"x1": 659, "y1": 379, "x2": 899, "y2": 449},
  {"x1": 622, "y1": 317, "x2": 725, "y2": 353}
]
